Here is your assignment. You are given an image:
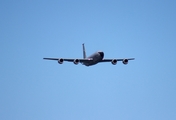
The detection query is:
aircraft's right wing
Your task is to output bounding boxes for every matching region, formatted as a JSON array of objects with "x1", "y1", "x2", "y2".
[{"x1": 43, "y1": 58, "x2": 93, "y2": 64}]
